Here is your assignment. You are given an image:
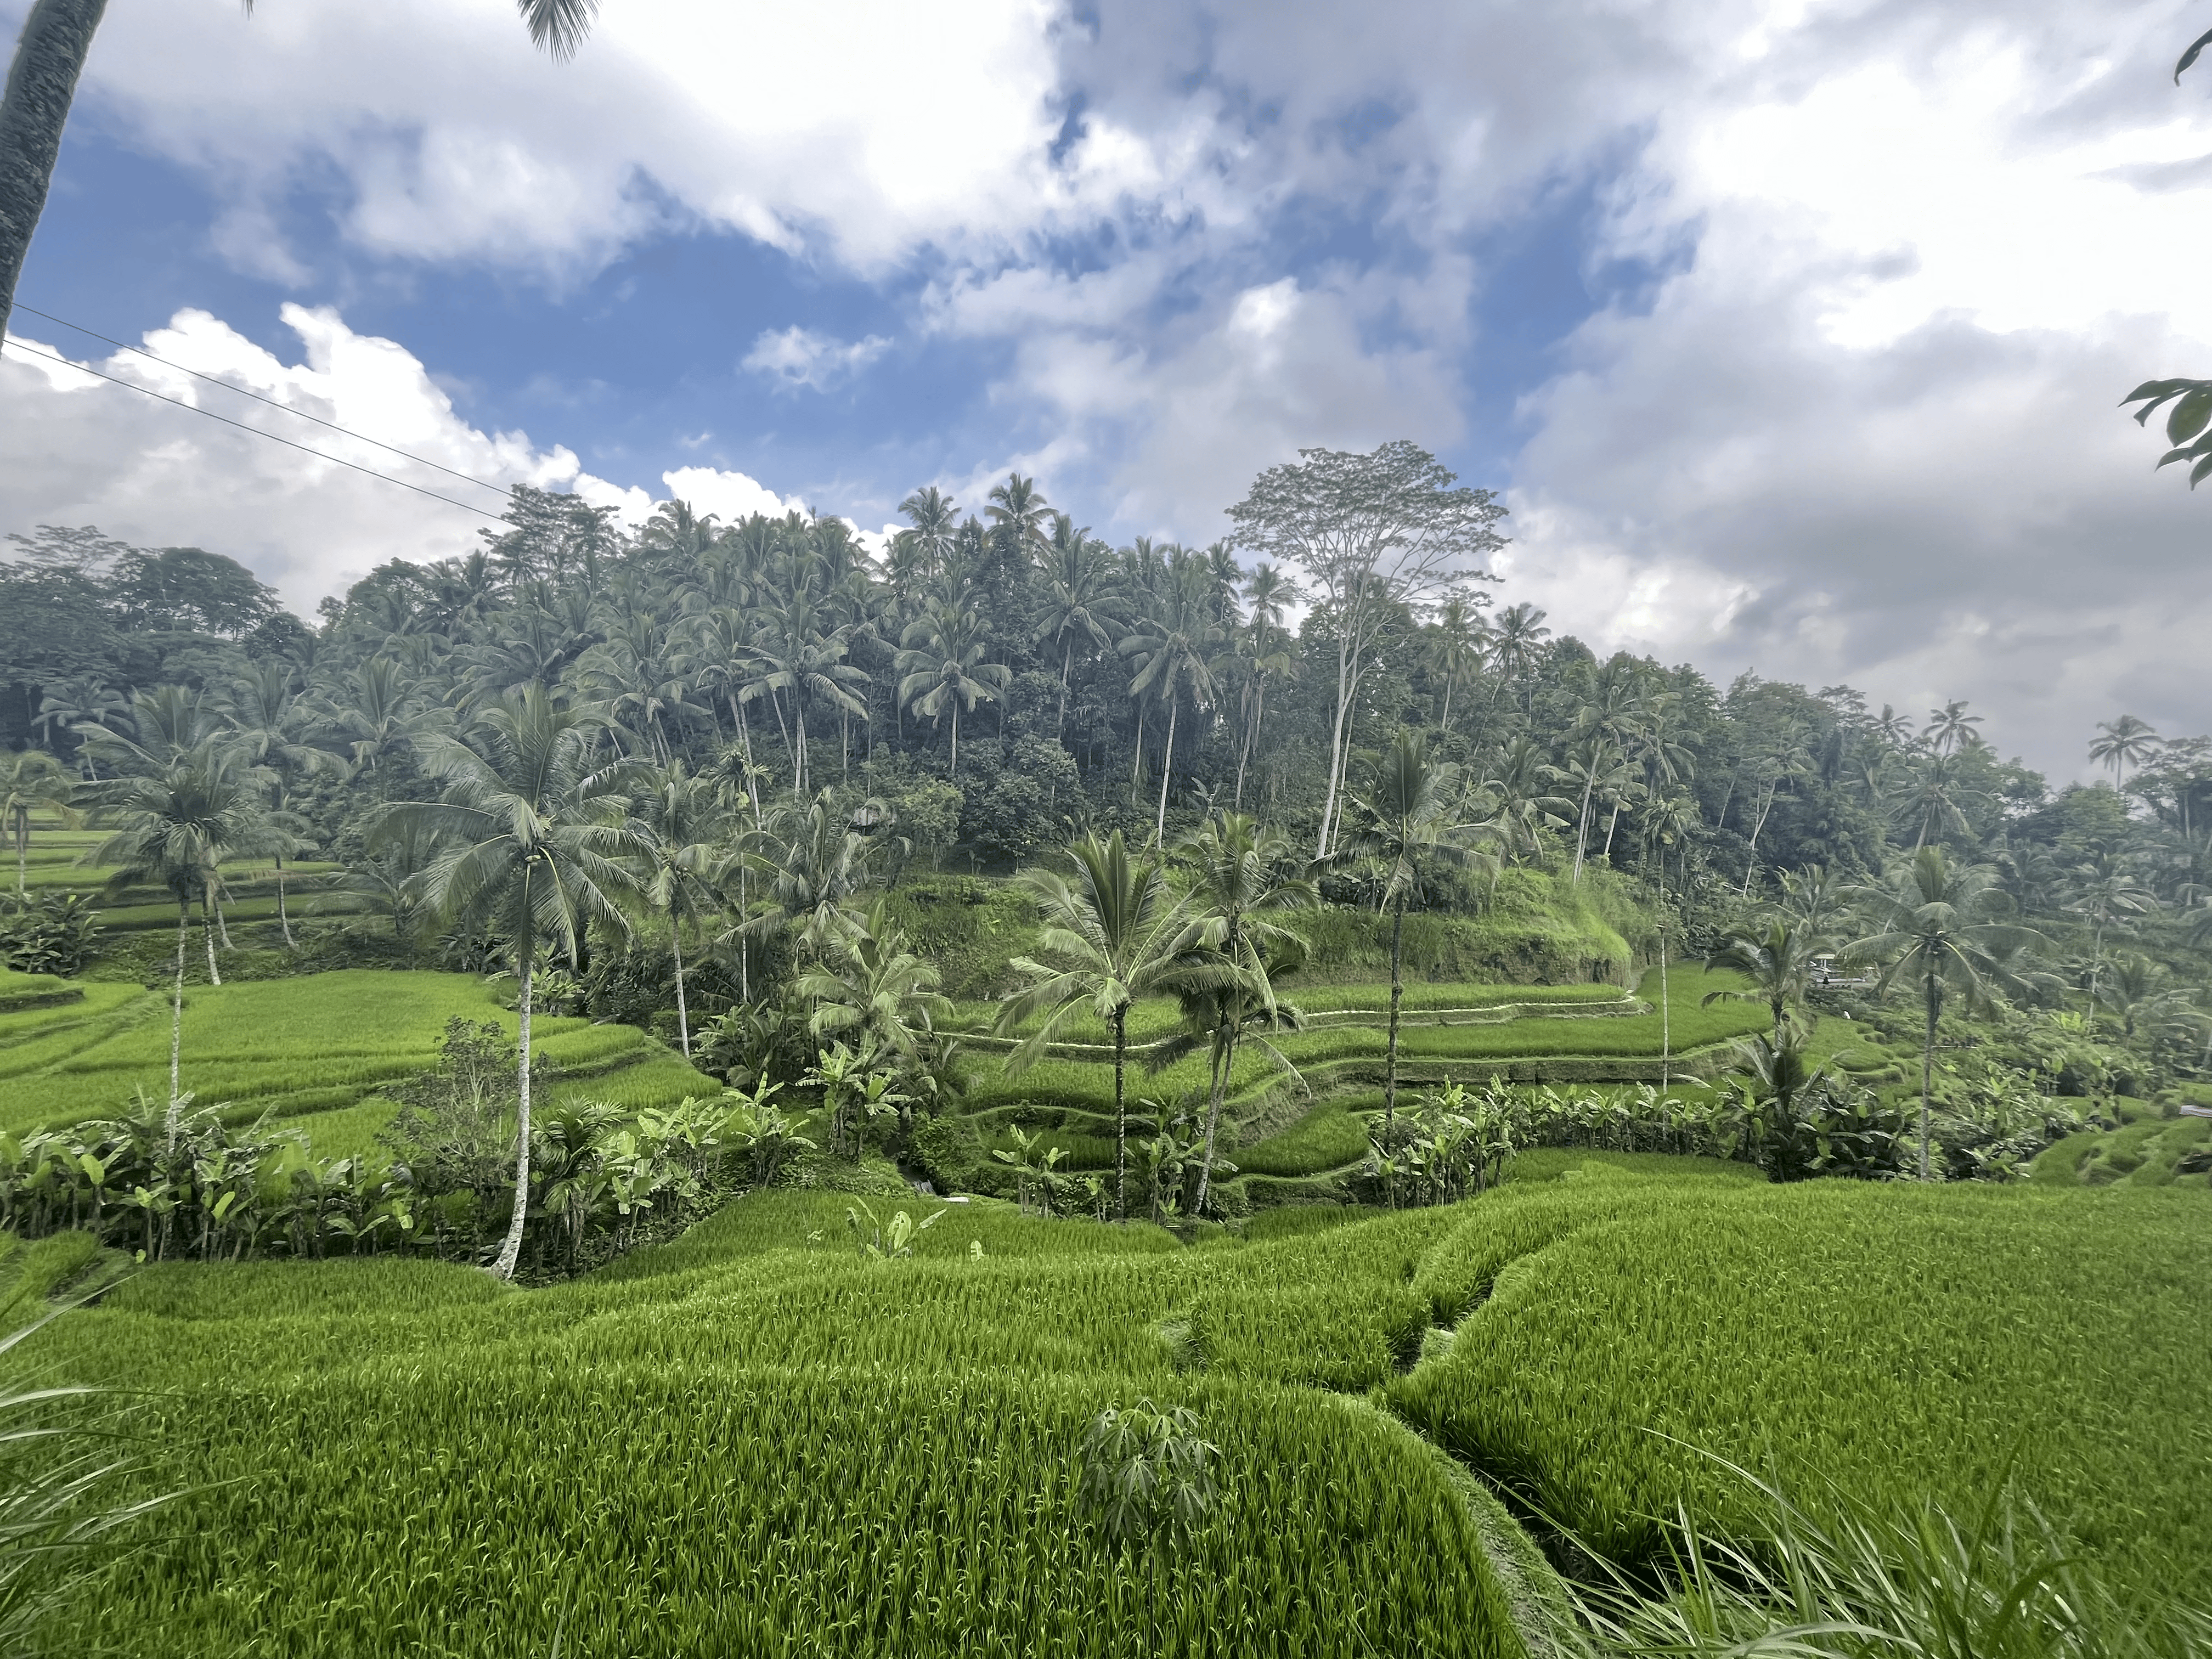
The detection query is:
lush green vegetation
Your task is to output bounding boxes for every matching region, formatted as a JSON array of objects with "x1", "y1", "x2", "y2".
[
  {"x1": 1391, "y1": 1174, "x2": 2211, "y2": 1601},
  {"x1": 0, "y1": 445, "x2": 2205, "y2": 1654}
]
